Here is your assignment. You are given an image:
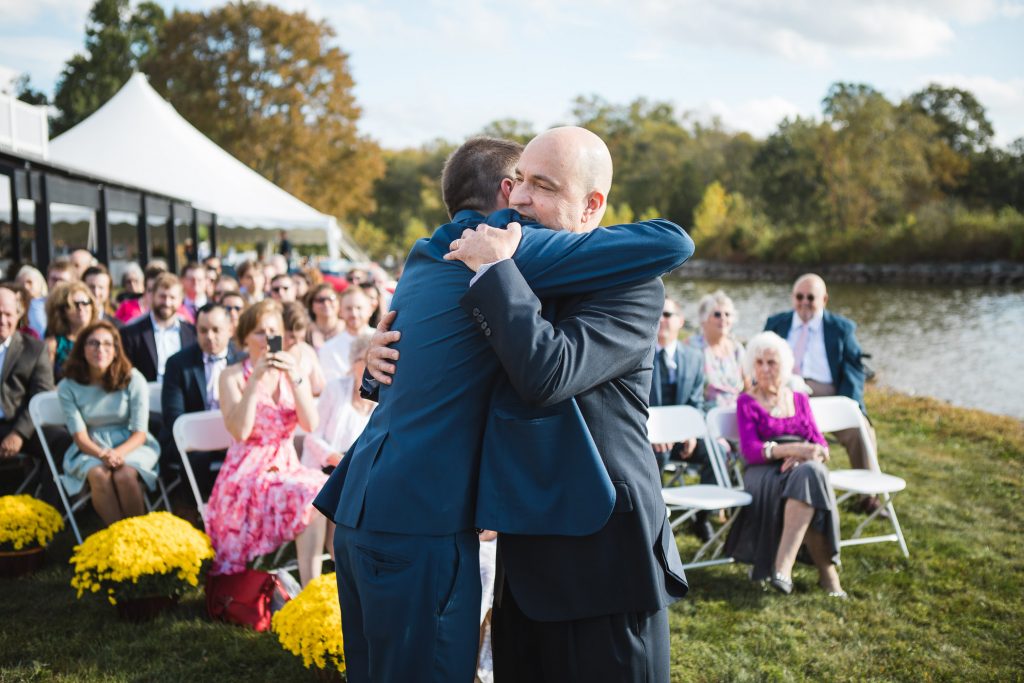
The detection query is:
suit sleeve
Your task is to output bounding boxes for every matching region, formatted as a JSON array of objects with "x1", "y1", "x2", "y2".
[
  {"x1": 12, "y1": 346, "x2": 56, "y2": 440},
  {"x1": 462, "y1": 260, "x2": 662, "y2": 407},
  {"x1": 837, "y1": 323, "x2": 867, "y2": 414},
  {"x1": 512, "y1": 219, "x2": 693, "y2": 298},
  {"x1": 688, "y1": 355, "x2": 708, "y2": 413},
  {"x1": 160, "y1": 355, "x2": 187, "y2": 447}
]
